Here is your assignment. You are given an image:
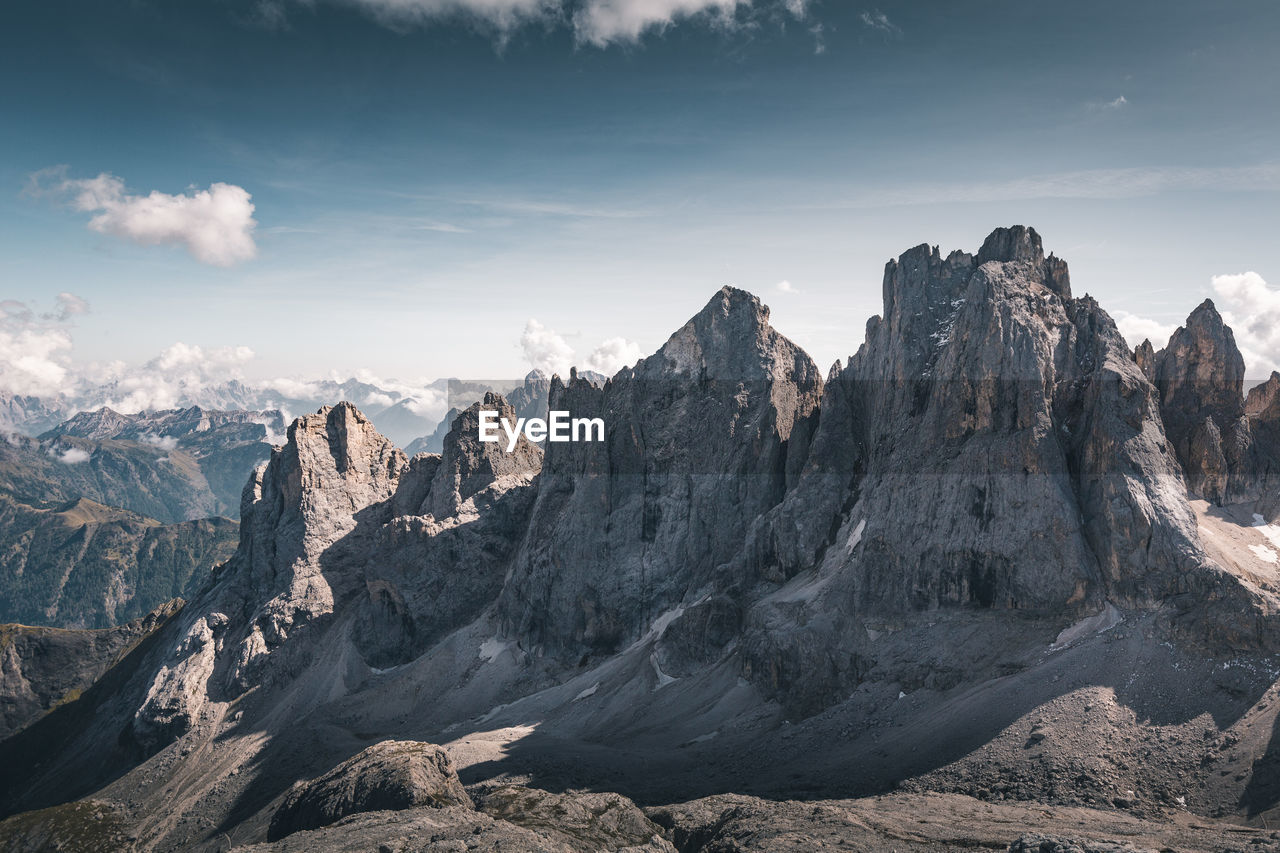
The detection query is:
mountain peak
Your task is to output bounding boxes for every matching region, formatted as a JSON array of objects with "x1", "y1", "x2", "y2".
[
  {"x1": 977, "y1": 225, "x2": 1044, "y2": 266},
  {"x1": 1152, "y1": 300, "x2": 1250, "y2": 504},
  {"x1": 975, "y1": 225, "x2": 1071, "y2": 298},
  {"x1": 1247, "y1": 371, "x2": 1280, "y2": 418},
  {"x1": 644, "y1": 286, "x2": 792, "y2": 381},
  {"x1": 703, "y1": 285, "x2": 768, "y2": 324}
]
